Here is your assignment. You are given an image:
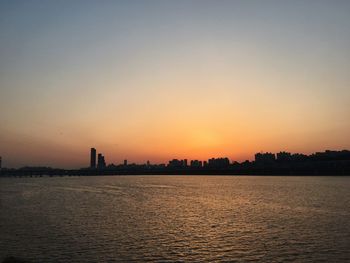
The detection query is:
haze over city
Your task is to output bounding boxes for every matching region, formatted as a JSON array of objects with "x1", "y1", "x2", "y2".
[{"x1": 1, "y1": 0, "x2": 350, "y2": 168}]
